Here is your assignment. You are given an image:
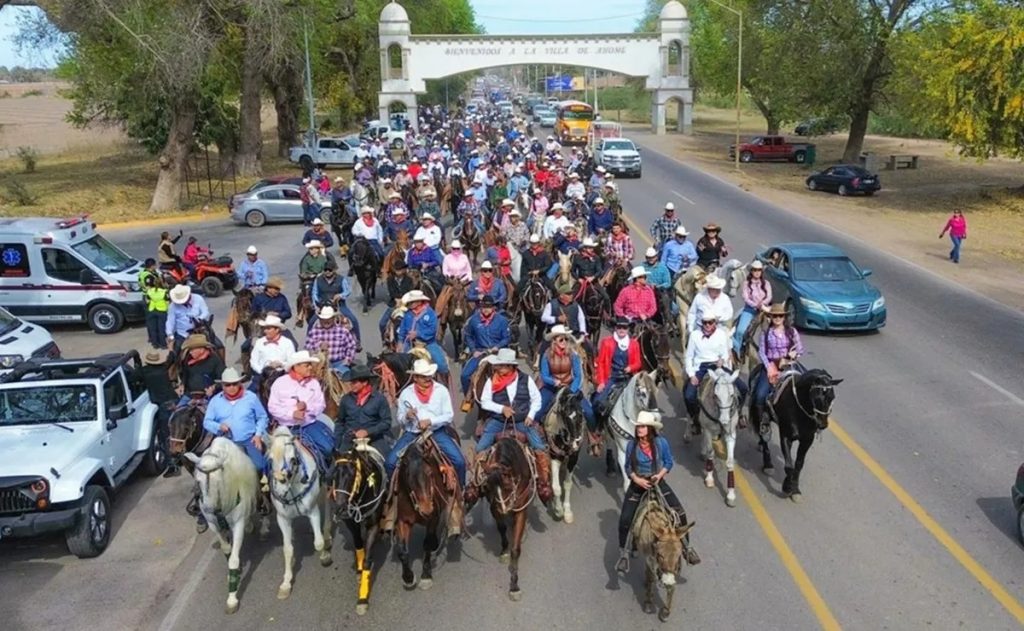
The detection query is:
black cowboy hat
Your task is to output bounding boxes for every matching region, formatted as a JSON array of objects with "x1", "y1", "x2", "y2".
[
  {"x1": 479, "y1": 295, "x2": 496, "y2": 307},
  {"x1": 613, "y1": 316, "x2": 631, "y2": 328},
  {"x1": 393, "y1": 259, "x2": 408, "y2": 271},
  {"x1": 342, "y1": 364, "x2": 375, "y2": 382}
]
